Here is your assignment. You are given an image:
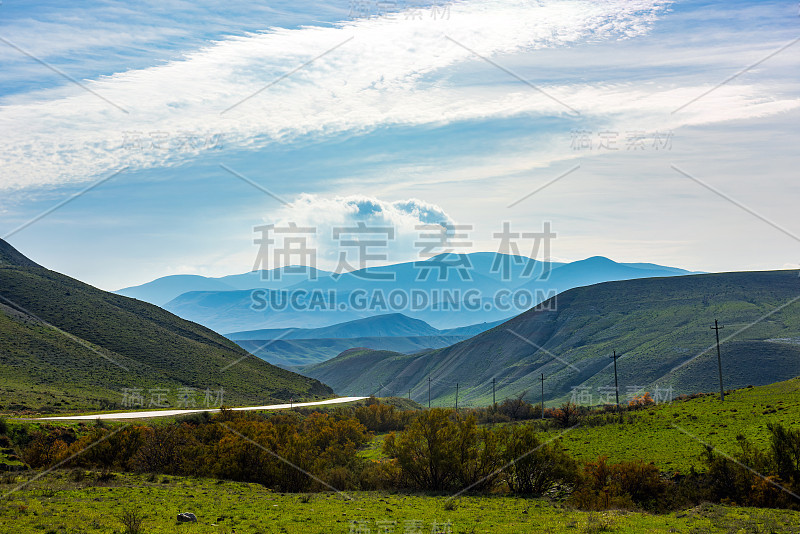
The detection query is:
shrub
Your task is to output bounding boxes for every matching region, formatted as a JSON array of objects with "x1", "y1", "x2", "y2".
[
  {"x1": 628, "y1": 392, "x2": 655, "y2": 409},
  {"x1": 383, "y1": 409, "x2": 502, "y2": 491},
  {"x1": 21, "y1": 426, "x2": 76, "y2": 467},
  {"x1": 498, "y1": 424, "x2": 578, "y2": 495},
  {"x1": 552, "y1": 401, "x2": 580, "y2": 428},
  {"x1": 354, "y1": 402, "x2": 414, "y2": 432},
  {"x1": 359, "y1": 459, "x2": 401, "y2": 491},
  {"x1": 569, "y1": 457, "x2": 674, "y2": 512},
  {"x1": 117, "y1": 508, "x2": 145, "y2": 534},
  {"x1": 497, "y1": 394, "x2": 536, "y2": 420},
  {"x1": 698, "y1": 423, "x2": 800, "y2": 509}
]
